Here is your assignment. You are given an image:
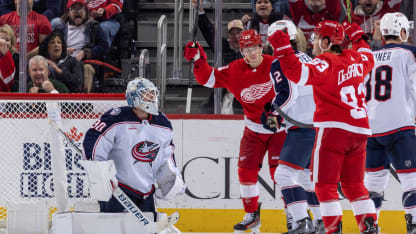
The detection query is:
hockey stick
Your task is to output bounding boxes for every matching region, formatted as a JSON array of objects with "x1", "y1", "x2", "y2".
[
  {"x1": 346, "y1": 0, "x2": 352, "y2": 23},
  {"x1": 185, "y1": 0, "x2": 200, "y2": 113},
  {"x1": 48, "y1": 119, "x2": 180, "y2": 233},
  {"x1": 272, "y1": 103, "x2": 314, "y2": 128}
]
